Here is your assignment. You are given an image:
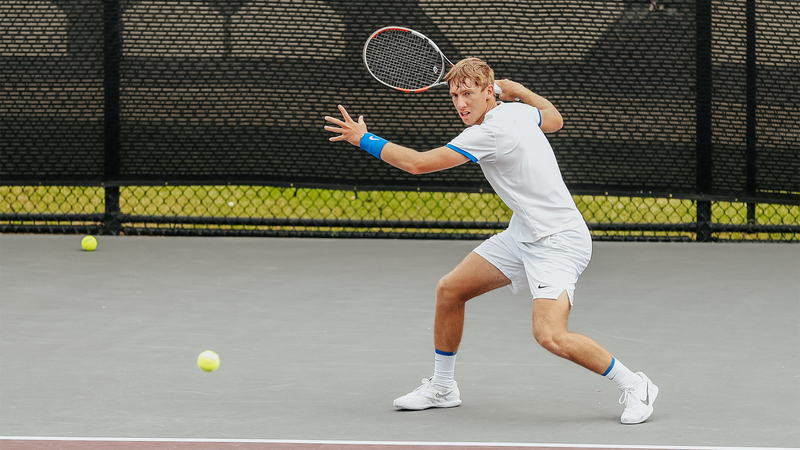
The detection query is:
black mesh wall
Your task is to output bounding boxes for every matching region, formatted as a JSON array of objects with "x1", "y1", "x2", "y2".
[
  {"x1": 2, "y1": 1, "x2": 105, "y2": 182},
  {"x1": 2, "y1": 1, "x2": 798, "y2": 204}
]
